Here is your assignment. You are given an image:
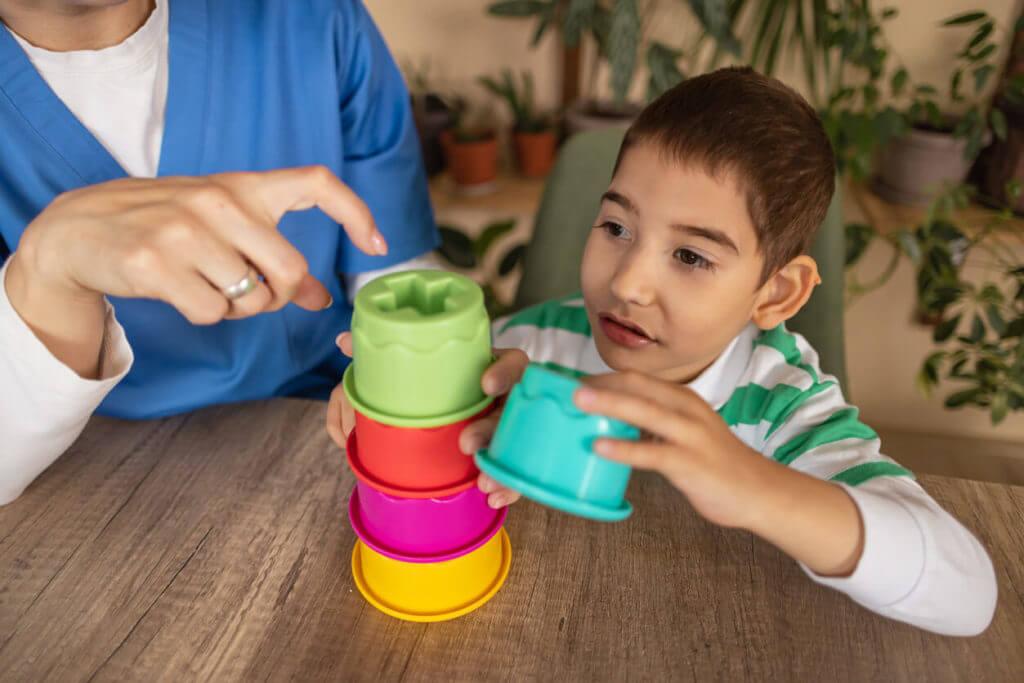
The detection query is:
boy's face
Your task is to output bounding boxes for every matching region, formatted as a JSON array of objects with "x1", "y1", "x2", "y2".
[{"x1": 580, "y1": 142, "x2": 767, "y2": 383}]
